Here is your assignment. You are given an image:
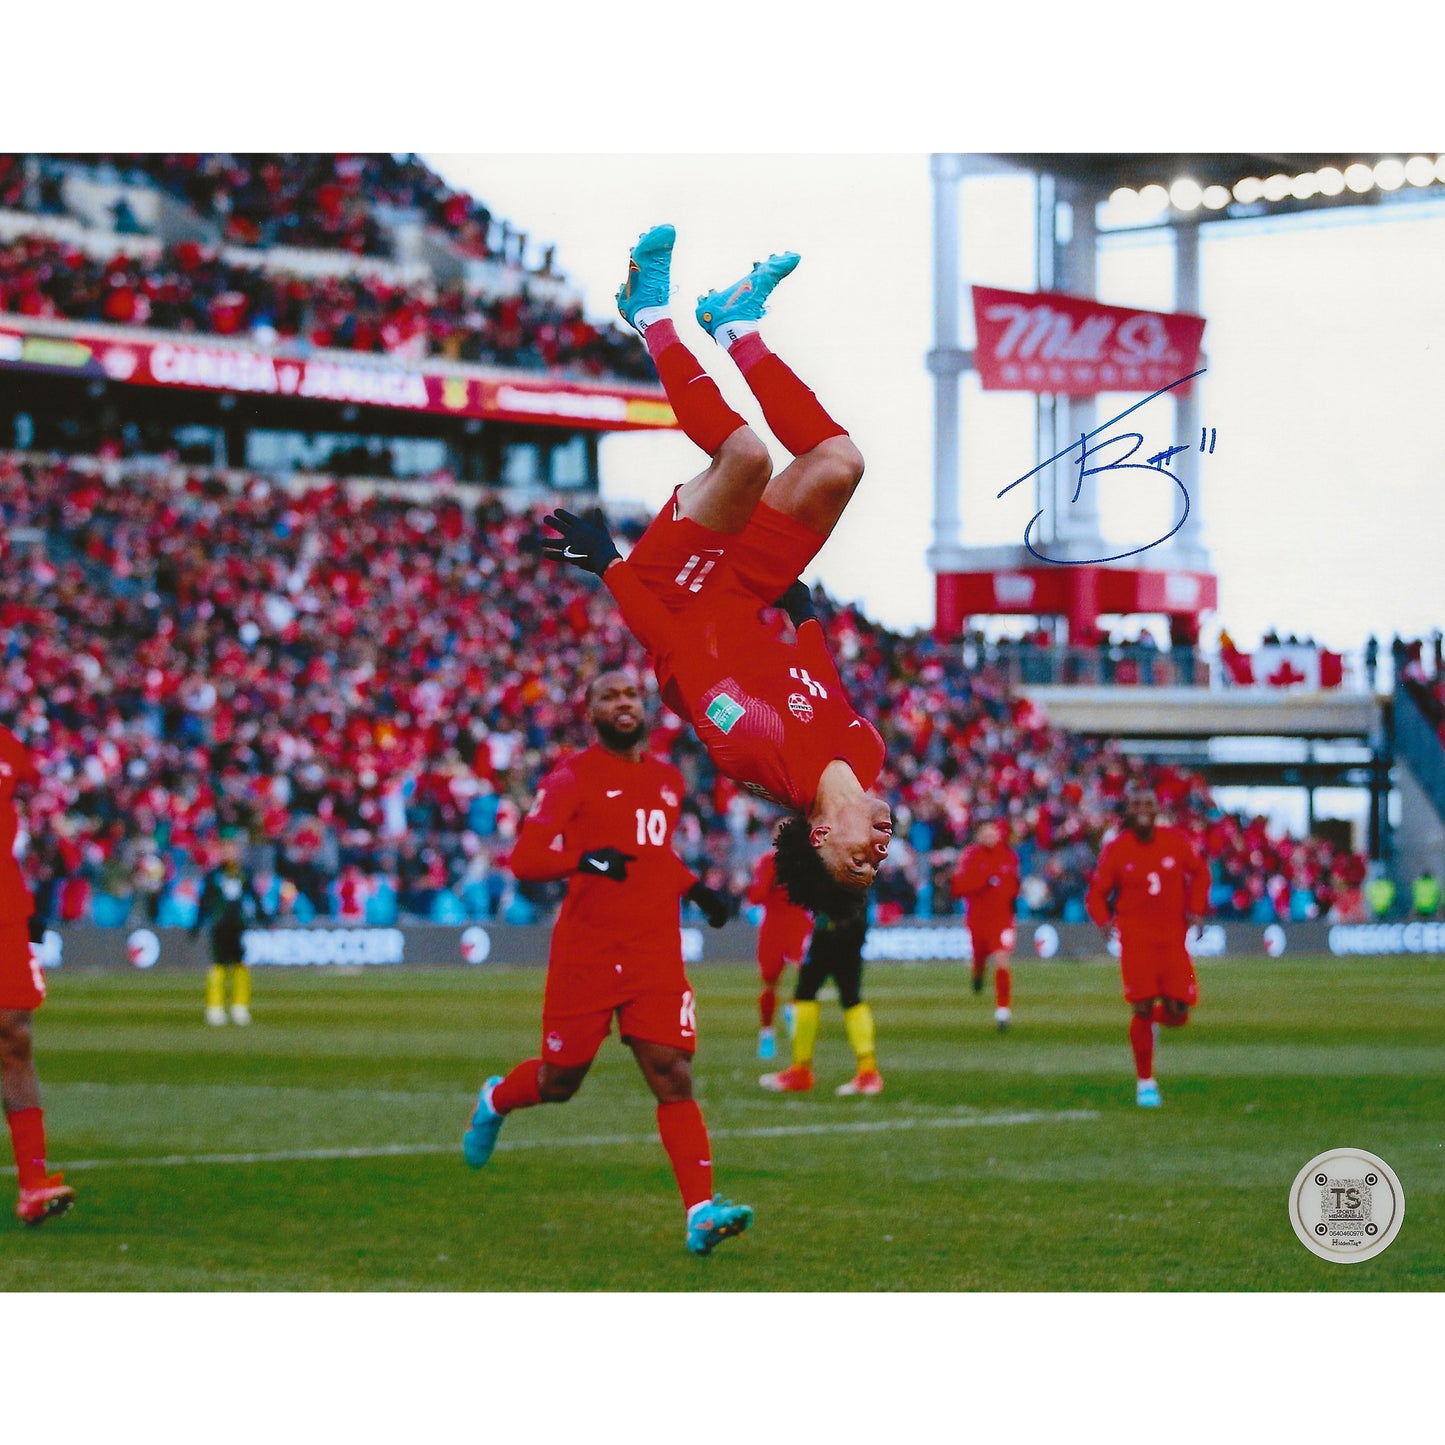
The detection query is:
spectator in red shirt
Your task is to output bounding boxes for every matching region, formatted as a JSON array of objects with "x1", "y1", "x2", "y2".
[{"x1": 1086, "y1": 782, "x2": 1210, "y2": 1109}]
